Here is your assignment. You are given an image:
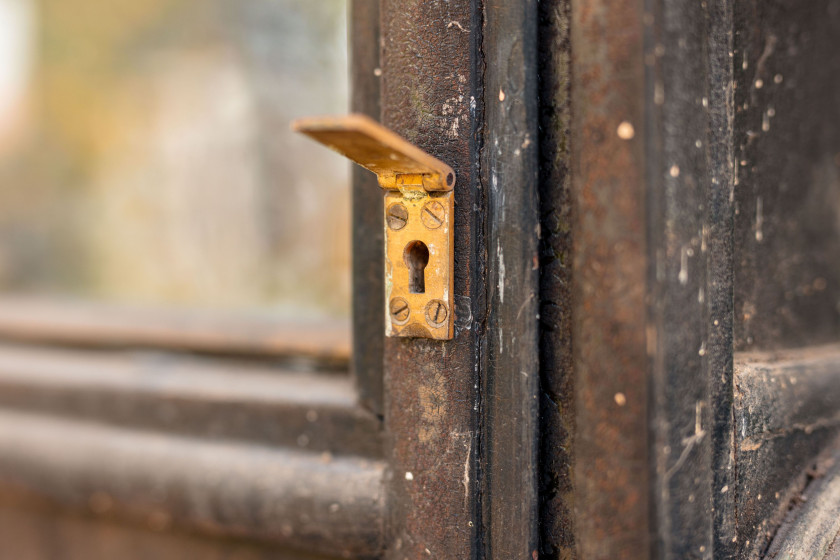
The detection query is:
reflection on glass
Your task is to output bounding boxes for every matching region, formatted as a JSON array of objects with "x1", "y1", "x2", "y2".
[{"x1": 0, "y1": 0, "x2": 350, "y2": 319}]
